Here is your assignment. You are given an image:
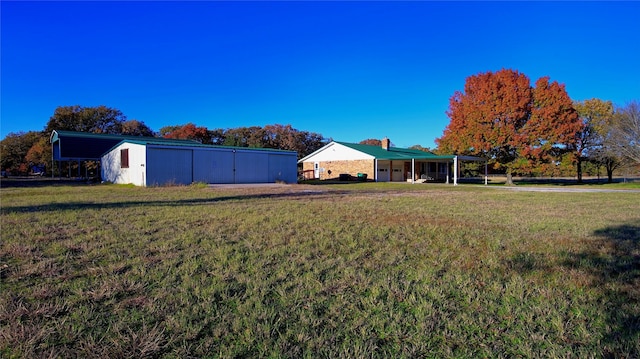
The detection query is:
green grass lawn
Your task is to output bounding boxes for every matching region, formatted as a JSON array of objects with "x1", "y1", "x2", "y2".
[{"x1": 1, "y1": 182, "x2": 639, "y2": 358}]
